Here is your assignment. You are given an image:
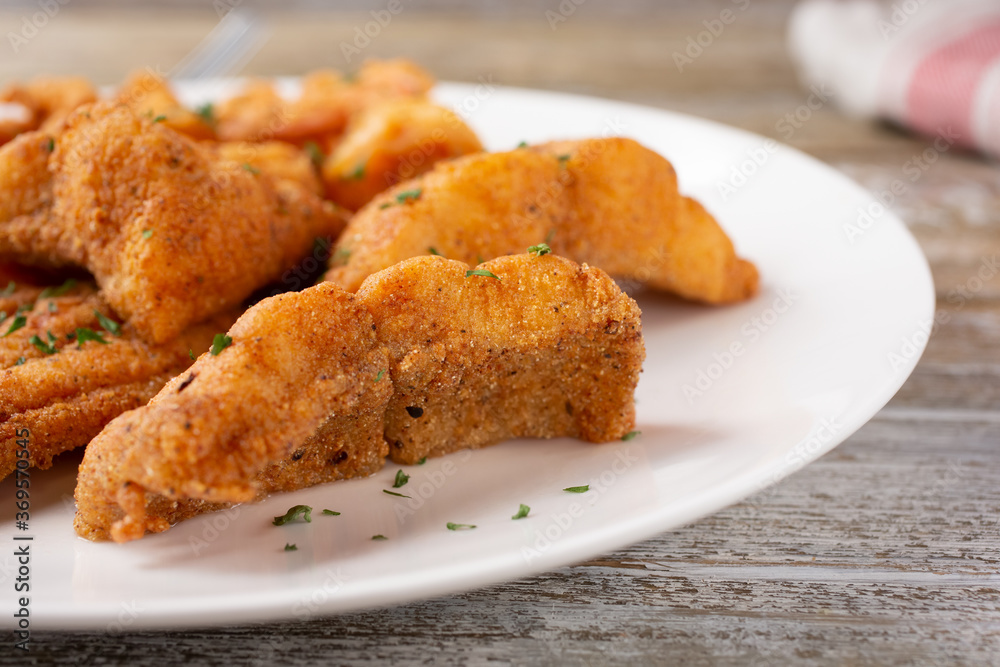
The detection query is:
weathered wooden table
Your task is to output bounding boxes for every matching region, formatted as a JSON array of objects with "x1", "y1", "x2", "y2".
[{"x1": 3, "y1": 5, "x2": 998, "y2": 665}]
